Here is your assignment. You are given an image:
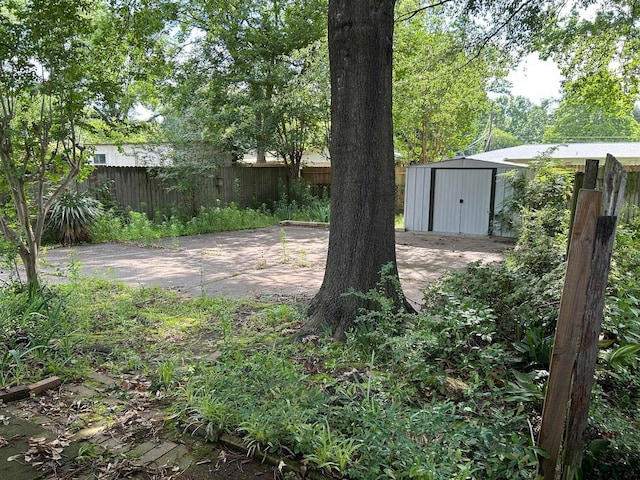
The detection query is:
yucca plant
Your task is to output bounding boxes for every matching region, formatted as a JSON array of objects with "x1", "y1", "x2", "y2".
[{"x1": 47, "y1": 191, "x2": 103, "y2": 245}]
